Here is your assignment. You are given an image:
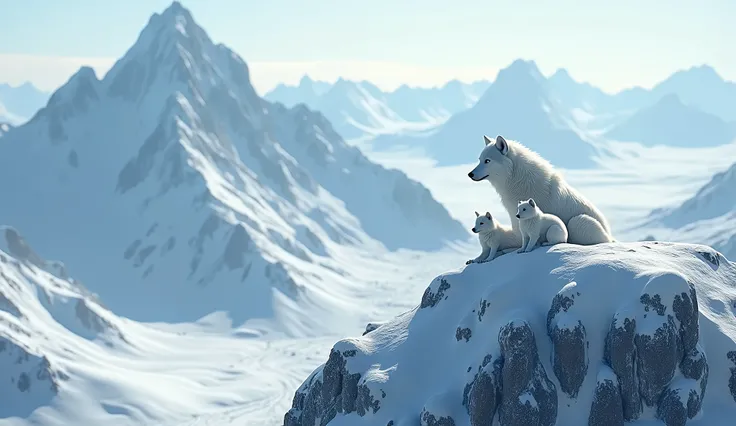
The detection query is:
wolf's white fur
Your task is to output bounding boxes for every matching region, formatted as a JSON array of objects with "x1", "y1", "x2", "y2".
[
  {"x1": 515, "y1": 198, "x2": 568, "y2": 253},
  {"x1": 468, "y1": 135, "x2": 613, "y2": 245},
  {"x1": 466, "y1": 211, "x2": 520, "y2": 264}
]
